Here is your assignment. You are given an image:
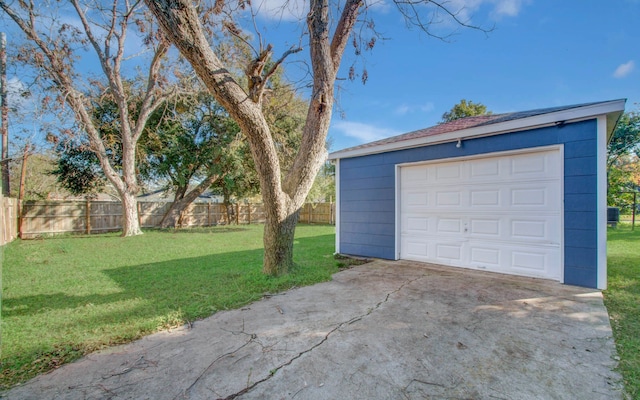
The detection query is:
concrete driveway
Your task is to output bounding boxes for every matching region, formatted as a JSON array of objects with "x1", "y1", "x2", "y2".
[{"x1": 3, "y1": 261, "x2": 624, "y2": 399}]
